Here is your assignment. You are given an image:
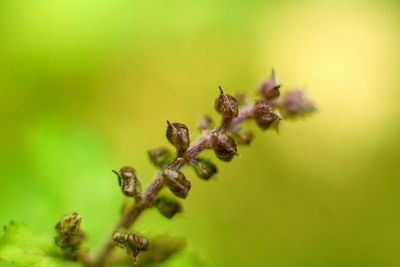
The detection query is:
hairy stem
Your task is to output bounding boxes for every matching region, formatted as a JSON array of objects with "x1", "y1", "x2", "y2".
[{"x1": 88, "y1": 106, "x2": 254, "y2": 267}]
